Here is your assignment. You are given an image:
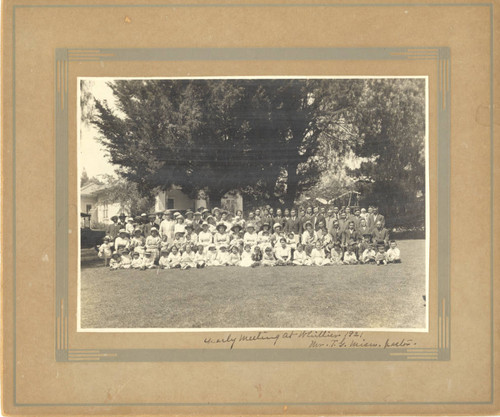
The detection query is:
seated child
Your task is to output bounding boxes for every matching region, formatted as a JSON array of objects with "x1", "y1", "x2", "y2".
[
  {"x1": 228, "y1": 245, "x2": 241, "y2": 266},
  {"x1": 275, "y1": 238, "x2": 292, "y2": 266},
  {"x1": 180, "y1": 244, "x2": 196, "y2": 269},
  {"x1": 98, "y1": 236, "x2": 113, "y2": 266},
  {"x1": 261, "y1": 246, "x2": 276, "y2": 267},
  {"x1": 167, "y1": 246, "x2": 182, "y2": 268},
  {"x1": 194, "y1": 244, "x2": 206, "y2": 268},
  {"x1": 216, "y1": 245, "x2": 231, "y2": 266},
  {"x1": 206, "y1": 244, "x2": 220, "y2": 267},
  {"x1": 251, "y1": 245, "x2": 263, "y2": 267},
  {"x1": 361, "y1": 244, "x2": 377, "y2": 264},
  {"x1": 170, "y1": 231, "x2": 186, "y2": 252},
  {"x1": 159, "y1": 235, "x2": 169, "y2": 253},
  {"x1": 343, "y1": 245, "x2": 358, "y2": 265},
  {"x1": 130, "y1": 229, "x2": 146, "y2": 254},
  {"x1": 292, "y1": 243, "x2": 312, "y2": 266},
  {"x1": 286, "y1": 232, "x2": 297, "y2": 251},
  {"x1": 158, "y1": 248, "x2": 170, "y2": 269},
  {"x1": 359, "y1": 234, "x2": 371, "y2": 256},
  {"x1": 310, "y1": 241, "x2": 331, "y2": 266},
  {"x1": 386, "y1": 240, "x2": 401, "y2": 263},
  {"x1": 257, "y1": 229, "x2": 272, "y2": 250},
  {"x1": 141, "y1": 250, "x2": 156, "y2": 269},
  {"x1": 239, "y1": 244, "x2": 254, "y2": 267},
  {"x1": 109, "y1": 253, "x2": 122, "y2": 270},
  {"x1": 131, "y1": 251, "x2": 143, "y2": 269},
  {"x1": 120, "y1": 248, "x2": 132, "y2": 269},
  {"x1": 328, "y1": 243, "x2": 343, "y2": 265},
  {"x1": 375, "y1": 245, "x2": 388, "y2": 265}
]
